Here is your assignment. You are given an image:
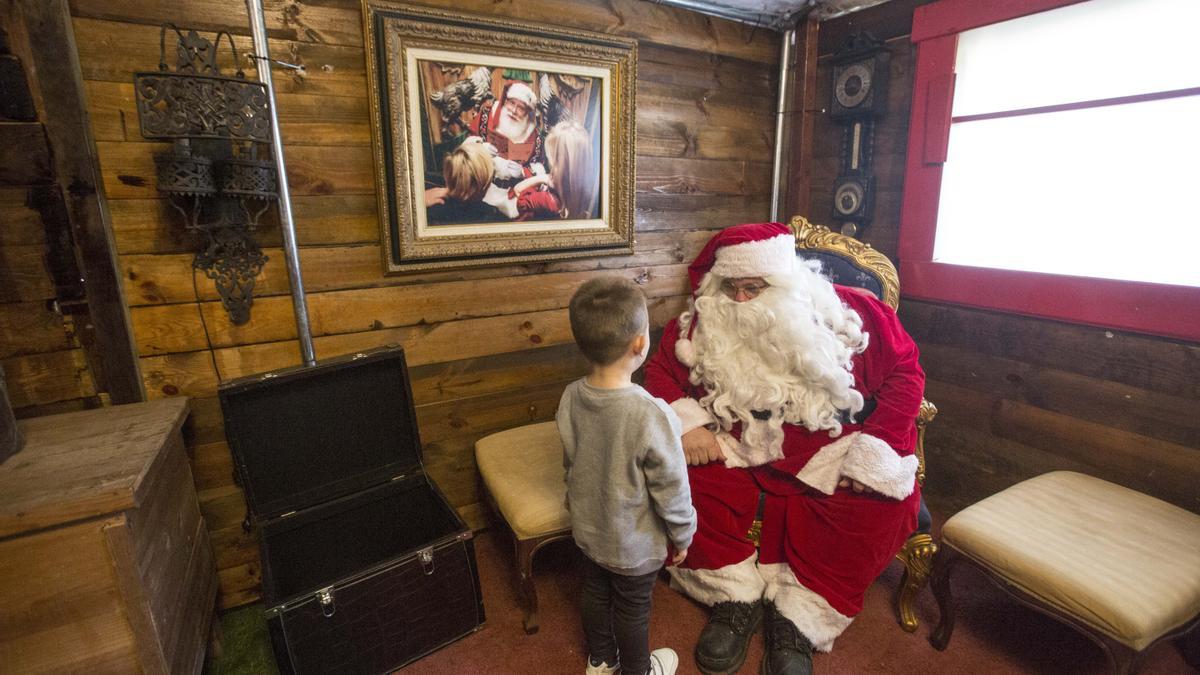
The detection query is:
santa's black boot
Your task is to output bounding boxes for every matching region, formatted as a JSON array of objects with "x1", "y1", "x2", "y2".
[
  {"x1": 695, "y1": 600, "x2": 763, "y2": 675},
  {"x1": 761, "y1": 602, "x2": 814, "y2": 675}
]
